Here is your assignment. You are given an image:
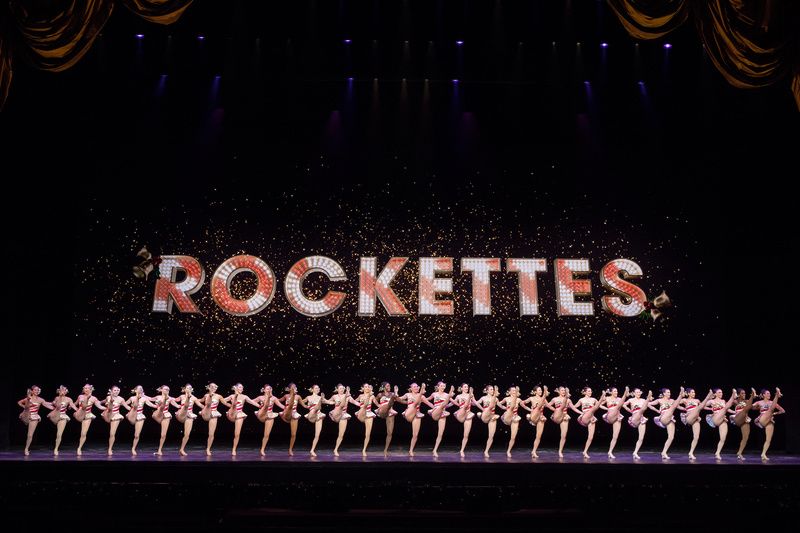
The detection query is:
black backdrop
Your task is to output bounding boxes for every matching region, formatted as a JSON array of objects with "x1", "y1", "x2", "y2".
[{"x1": 1, "y1": 0, "x2": 797, "y2": 452}]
